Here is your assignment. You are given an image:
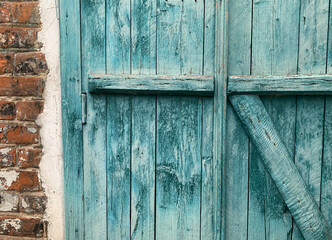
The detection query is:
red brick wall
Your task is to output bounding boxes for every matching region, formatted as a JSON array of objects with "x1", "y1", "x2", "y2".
[{"x1": 0, "y1": 1, "x2": 47, "y2": 238}]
